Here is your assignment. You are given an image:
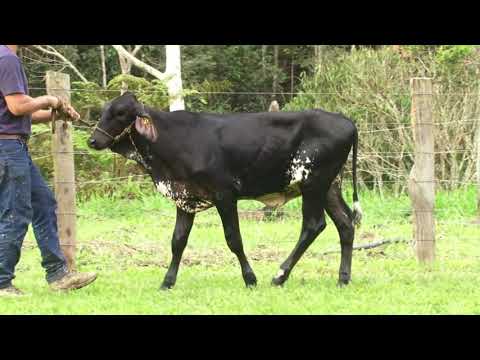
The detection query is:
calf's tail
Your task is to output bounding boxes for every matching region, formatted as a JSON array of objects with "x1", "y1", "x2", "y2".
[{"x1": 351, "y1": 126, "x2": 362, "y2": 227}]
